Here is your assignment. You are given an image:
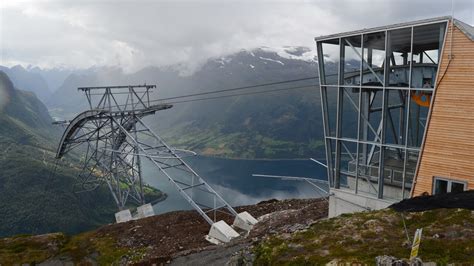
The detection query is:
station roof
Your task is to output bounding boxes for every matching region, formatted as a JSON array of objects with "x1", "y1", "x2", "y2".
[
  {"x1": 454, "y1": 18, "x2": 474, "y2": 41},
  {"x1": 314, "y1": 16, "x2": 452, "y2": 42}
]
